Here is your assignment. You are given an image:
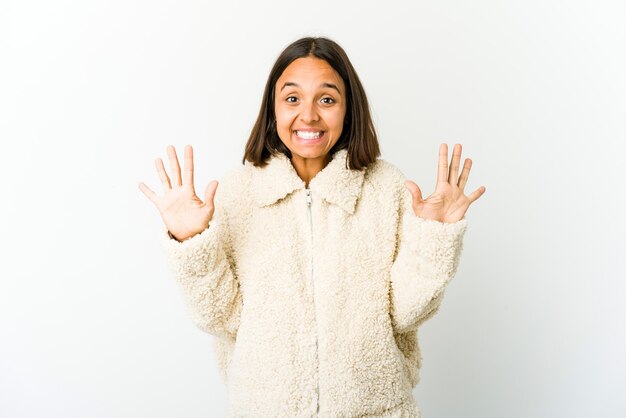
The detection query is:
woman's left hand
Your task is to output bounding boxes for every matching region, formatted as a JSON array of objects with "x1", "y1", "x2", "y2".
[{"x1": 405, "y1": 143, "x2": 486, "y2": 223}]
